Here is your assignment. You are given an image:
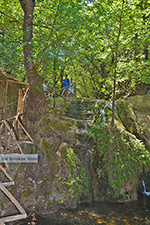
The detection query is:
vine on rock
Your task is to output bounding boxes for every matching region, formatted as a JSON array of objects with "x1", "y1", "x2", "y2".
[{"x1": 90, "y1": 125, "x2": 150, "y2": 199}]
